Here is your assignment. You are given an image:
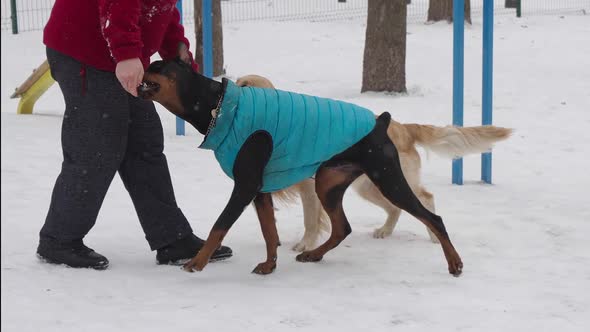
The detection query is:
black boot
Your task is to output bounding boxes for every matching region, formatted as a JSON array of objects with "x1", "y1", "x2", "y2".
[
  {"x1": 156, "y1": 234, "x2": 233, "y2": 265},
  {"x1": 37, "y1": 236, "x2": 109, "y2": 270}
]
